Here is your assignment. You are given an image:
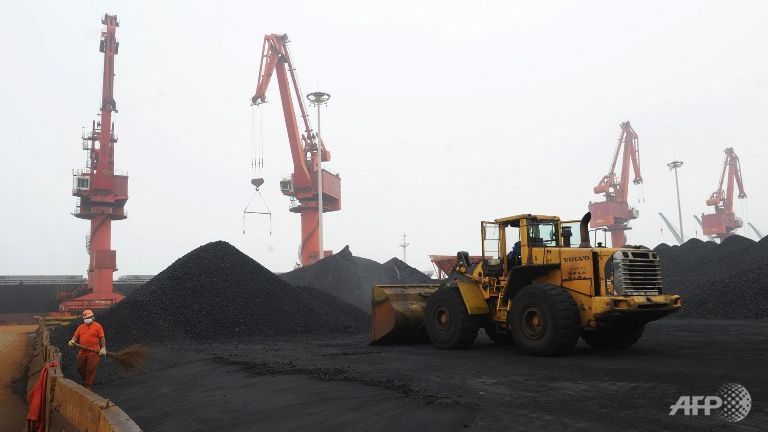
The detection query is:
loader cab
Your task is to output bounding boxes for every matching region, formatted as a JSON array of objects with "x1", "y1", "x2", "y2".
[
  {"x1": 481, "y1": 214, "x2": 561, "y2": 275},
  {"x1": 519, "y1": 216, "x2": 560, "y2": 266},
  {"x1": 481, "y1": 222, "x2": 505, "y2": 277}
]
